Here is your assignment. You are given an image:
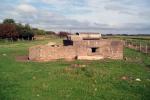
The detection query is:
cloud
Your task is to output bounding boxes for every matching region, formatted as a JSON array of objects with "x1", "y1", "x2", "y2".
[
  {"x1": 0, "y1": 0, "x2": 150, "y2": 34},
  {"x1": 17, "y1": 4, "x2": 37, "y2": 13}
]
